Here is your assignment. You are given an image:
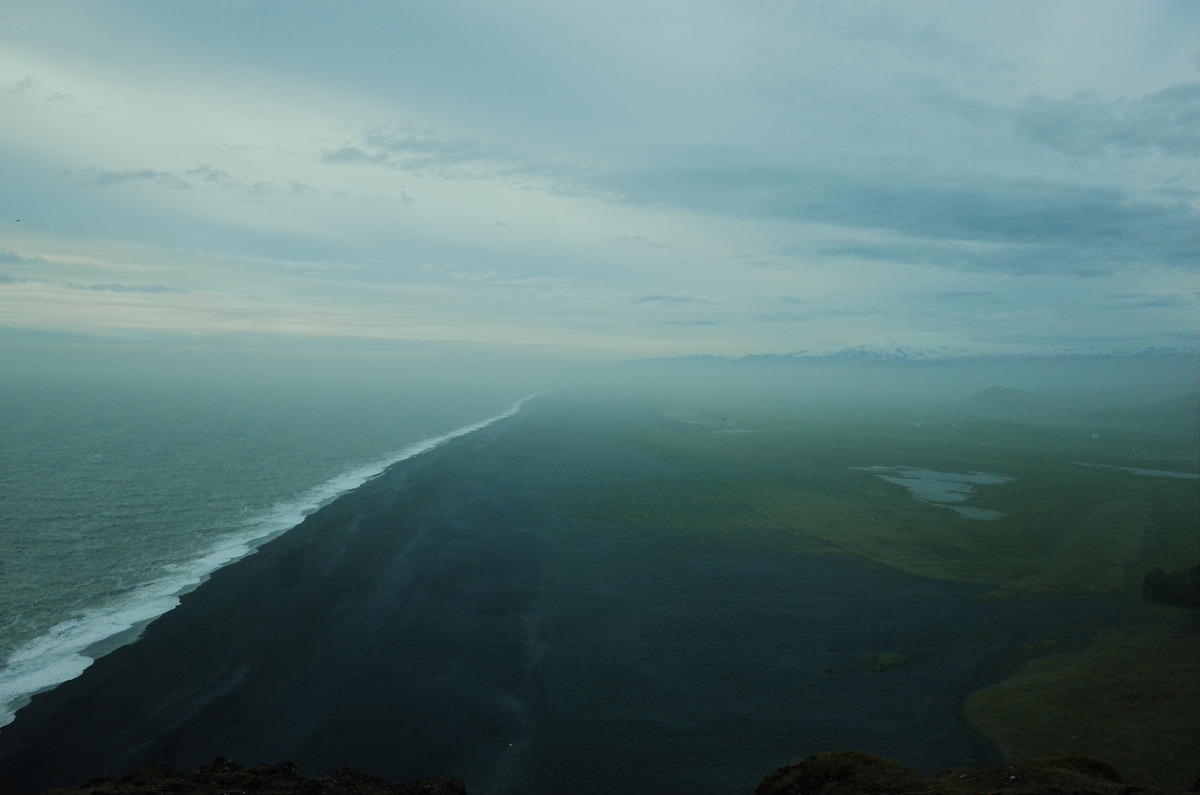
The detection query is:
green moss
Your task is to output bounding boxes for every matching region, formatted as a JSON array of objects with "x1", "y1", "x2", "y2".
[
  {"x1": 579, "y1": 410, "x2": 1198, "y2": 598},
  {"x1": 871, "y1": 652, "x2": 908, "y2": 672},
  {"x1": 971, "y1": 590, "x2": 1017, "y2": 602},
  {"x1": 964, "y1": 622, "x2": 1200, "y2": 791},
  {"x1": 577, "y1": 400, "x2": 1199, "y2": 790}
]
